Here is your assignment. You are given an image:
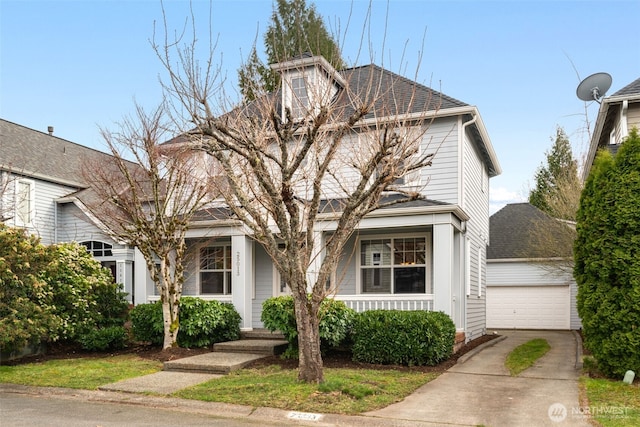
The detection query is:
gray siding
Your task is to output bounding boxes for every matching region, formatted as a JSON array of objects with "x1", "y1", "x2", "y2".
[
  {"x1": 421, "y1": 118, "x2": 460, "y2": 204},
  {"x1": 57, "y1": 202, "x2": 114, "y2": 244},
  {"x1": 462, "y1": 121, "x2": 491, "y2": 341},
  {"x1": 5, "y1": 174, "x2": 77, "y2": 245},
  {"x1": 335, "y1": 236, "x2": 357, "y2": 294},
  {"x1": 253, "y1": 244, "x2": 274, "y2": 328}
]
